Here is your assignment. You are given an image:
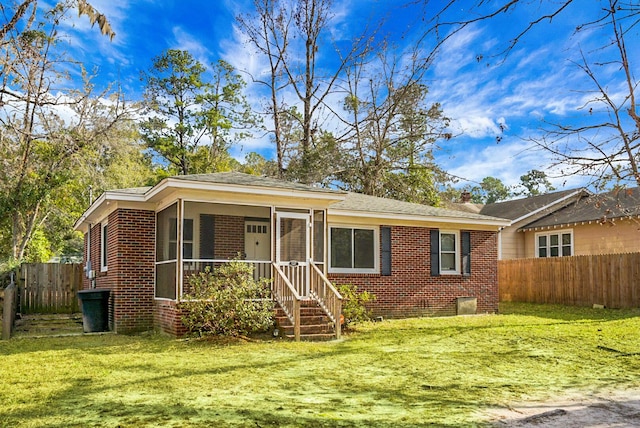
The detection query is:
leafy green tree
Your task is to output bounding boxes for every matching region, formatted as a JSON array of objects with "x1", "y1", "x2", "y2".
[
  {"x1": 469, "y1": 177, "x2": 512, "y2": 204},
  {"x1": 141, "y1": 51, "x2": 255, "y2": 176},
  {"x1": 239, "y1": 152, "x2": 279, "y2": 177},
  {"x1": 0, "y1": 5, "x2": 137, "y2": 263},
  {"x1": 516, "y1": 170, "x2": 555, "y2": 197}
]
